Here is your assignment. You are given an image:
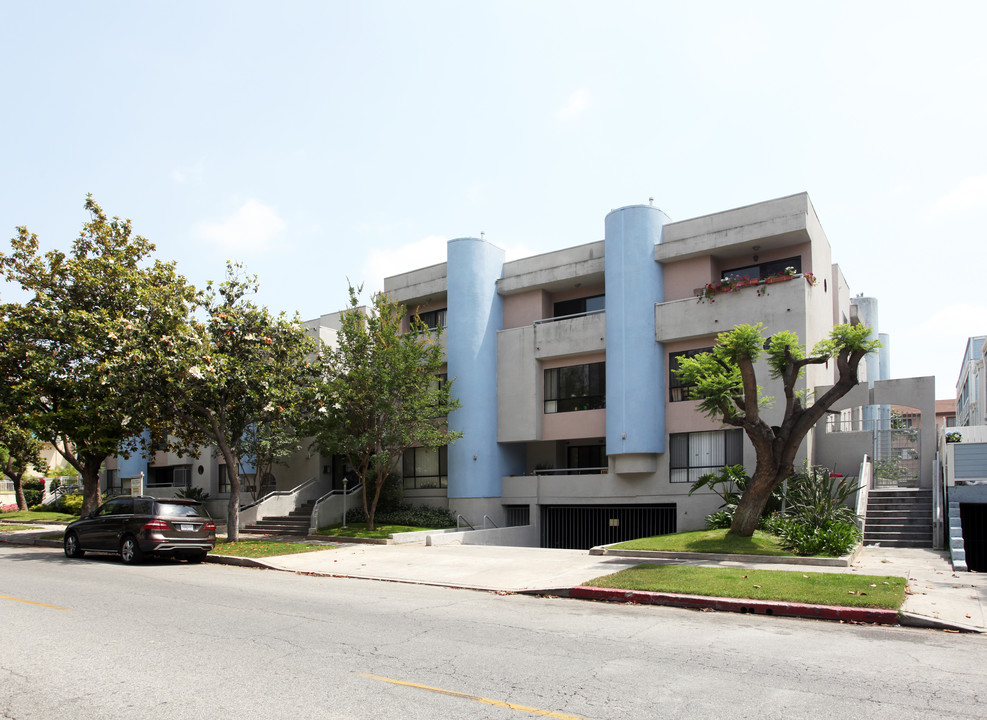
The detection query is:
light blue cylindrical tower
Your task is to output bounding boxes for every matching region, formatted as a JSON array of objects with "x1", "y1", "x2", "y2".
[
  {"x1": 853, "y1": 296, "x2": 888, "y2": 431},
  {"x1": 604, "y1": 205, "x2": 669, "y2": 456},
  {"x1": 446, "y1": 237, "x2": 522, "y2": 498}
]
